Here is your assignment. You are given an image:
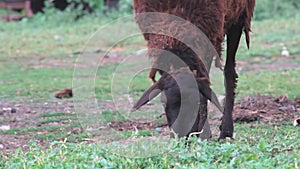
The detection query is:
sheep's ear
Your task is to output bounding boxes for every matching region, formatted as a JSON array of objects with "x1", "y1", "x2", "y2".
[
  {"x1": 132, "y1": 82, "x2": 162, "y2": 111},
  {"x1": 197, "y1": 78, "x2": 224, "y2": 112}
]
